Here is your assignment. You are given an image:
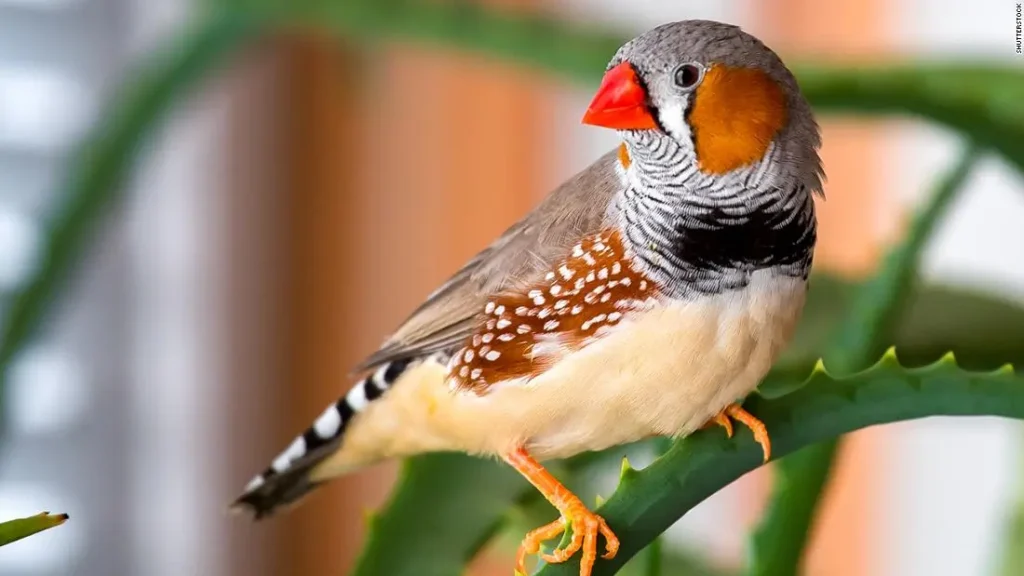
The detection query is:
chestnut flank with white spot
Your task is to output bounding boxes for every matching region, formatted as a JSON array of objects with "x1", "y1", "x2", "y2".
[{"x1": 446, "y1": 230, "x2": 657, "y2": 393}]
